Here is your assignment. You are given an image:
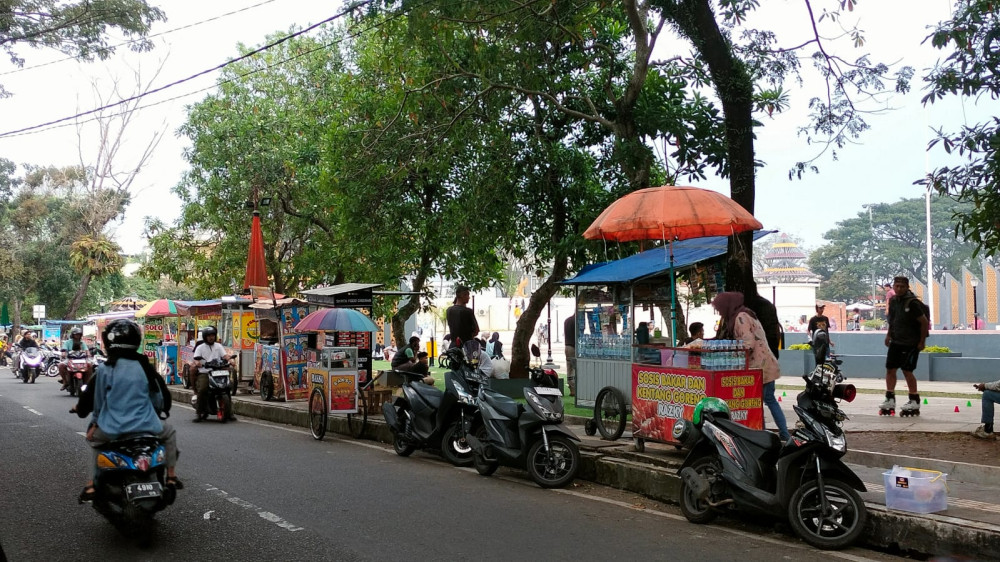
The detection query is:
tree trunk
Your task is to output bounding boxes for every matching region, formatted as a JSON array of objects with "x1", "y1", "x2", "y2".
[
  {"x1": 12, "y1": 299, "x2": 21, "y2": 337},
  {"x1": 64, "y1": 269, "x2": 93, "y2": 319},
  {"x1": 391, "y1": 252, "x2": 432, "y2": 351}
]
